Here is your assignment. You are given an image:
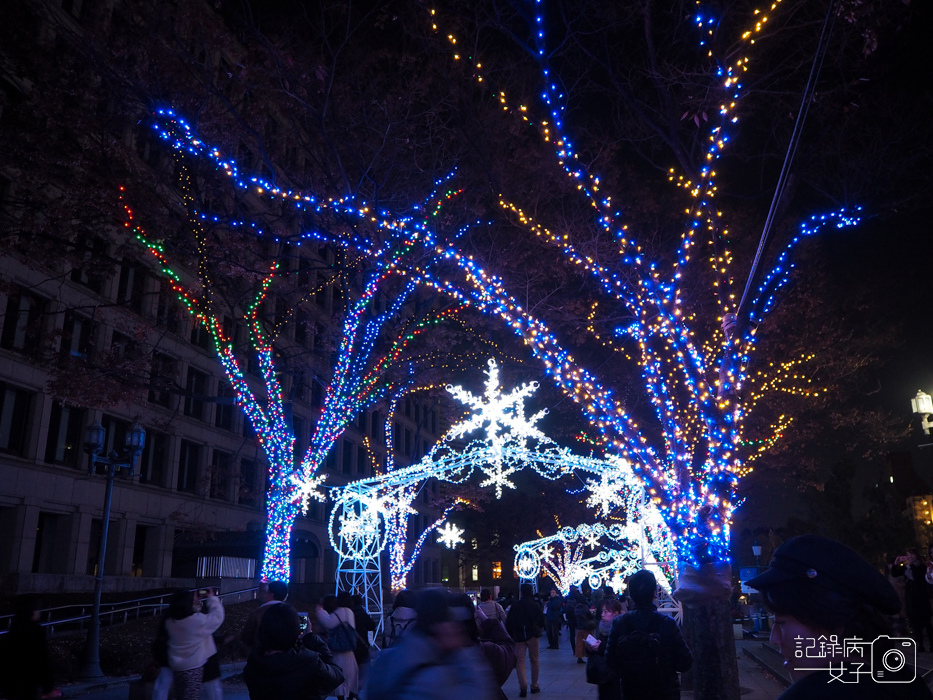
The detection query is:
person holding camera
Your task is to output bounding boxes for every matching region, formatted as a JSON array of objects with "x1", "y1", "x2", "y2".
[
  {"x1": 164, "y1": 588, "x2": 225, "y2": 700},
  {"x1": 748, "y1": 534, "x2": 933, "y2": 699},
  {"x1": 243, "y1": 602, "x2": 344, "y2": 700}
]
